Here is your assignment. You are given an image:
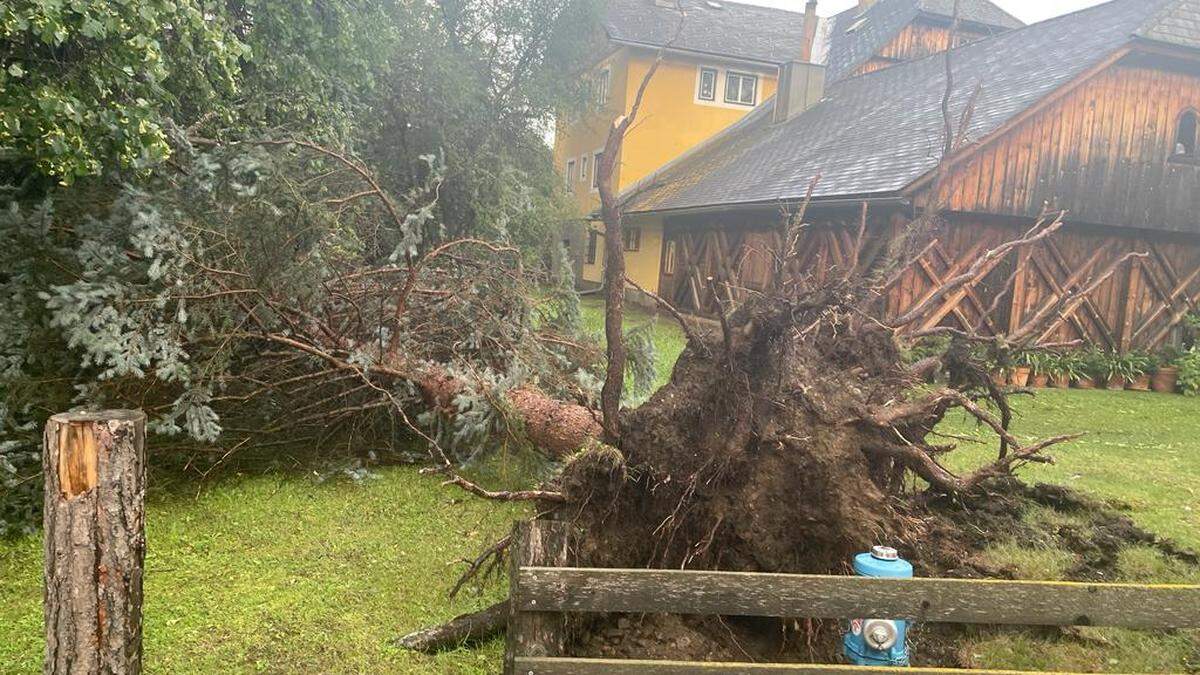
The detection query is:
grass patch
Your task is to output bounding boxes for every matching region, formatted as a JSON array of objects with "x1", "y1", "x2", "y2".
[
  {"x1": 0, "y1": 468, "x2": 526, "y2": 674},
  {"x1": 979, "y1": 541, "x2": 1077, "y2": 581},
  {"x1": 3, "y1": 306, "x2": 1199, "y2": 672},
  {"x1": 580, "y1": 296, "x2": 687, "y2": 394}
]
